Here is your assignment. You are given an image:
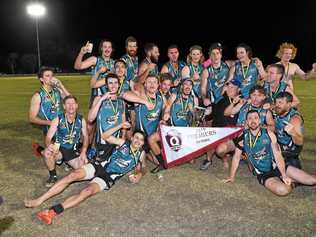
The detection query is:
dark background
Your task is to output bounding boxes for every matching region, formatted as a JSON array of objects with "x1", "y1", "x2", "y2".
[{"x1": 0, "y1": 0, "x2": 315, "y2": 73}]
